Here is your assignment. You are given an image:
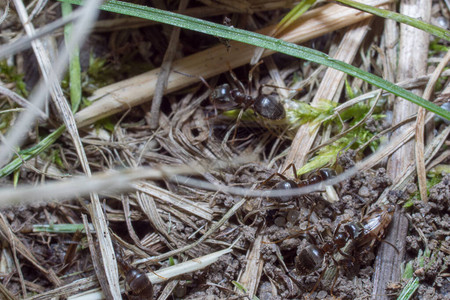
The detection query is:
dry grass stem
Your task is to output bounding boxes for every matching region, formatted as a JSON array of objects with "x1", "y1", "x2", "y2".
[
  {"x1": 135, "y1": 181, "x2": 213, "y2": 220},
  {"x1": 235, "y1": 233, "x2": 265, "y2": 298},
  {"x1": 415, "y1": 49, "x2": 450, "y2": 202},
  {"x1": 150, "y1": 0, "x2": 188, "y2": 129},
  {"x1": 376, "y1": 125, "x2": 450, "y2": 205}
]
